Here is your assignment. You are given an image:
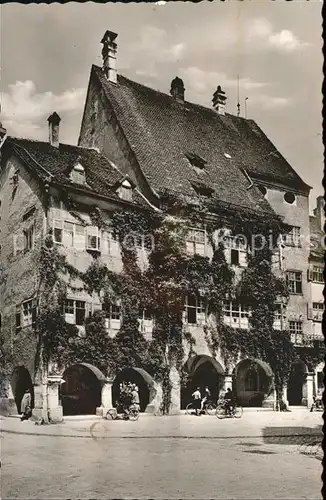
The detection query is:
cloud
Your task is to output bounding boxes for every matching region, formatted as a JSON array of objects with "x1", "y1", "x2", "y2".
[
  {"x1": 246, "y1": 18, "x2": 309, "y2": 52},
  {"x1": 2, "y1": 80, "x2": 86, "y2": 139},
  {"x1": 180, "y1": 66, "x2": 268, "y2": 95},
  {"x1": 125, "y1": 26, "x2": 187, "y2": 79},
  {"x1": 248, "y1": 94, "x2": 292, "y2": 111}
]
